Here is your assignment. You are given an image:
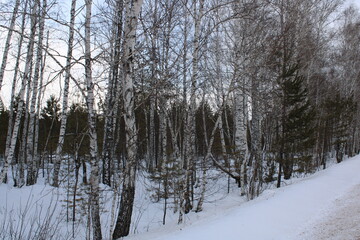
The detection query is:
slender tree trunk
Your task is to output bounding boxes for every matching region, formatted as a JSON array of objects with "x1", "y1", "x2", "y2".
[
  {"x1": 160, "y1": 101, "x2": 167, "y2": 225},
  {"x1": 149, "y1": 93, "x2": 156, "y2": 170},
  {"x1": 181, "y1": 0, "x2": 188, "y2": 166},
  {"x1": 178, "y1": 1, "x2": 189, "y2": 224},
  {"x1": 26, "y1": 0, "x2": 47, "y2": 186},
  {"x1": 5, "y1": 0, "x2": 29, "y2": 185},
  {"x1": 102, "y1": 0, "x2": 123, "y2": 186},
  {"x1": 84, "y1": 0, "x2": 102, "y2": 238},
  {"x1": 148, "y1": 0, "x2": 159, "y2": 171},
  {"x1": 182, "y1": 0, "x2": 205, "y2": 218},
  {"x1": 0, "y1": 0, "x2": 37, "y2": 185},
  {"x1": 53, "y1": 0, "x2": 77, "y2": 187},
  {"x1": 0, "y1": 0, "x2": 20, "y2": 92},
  {"x1": 34, "y1": 31, "x2": 48, "y2": 179},
  {"x1": 196, "y1": 110, "x2": 223, "y2": 212}
]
